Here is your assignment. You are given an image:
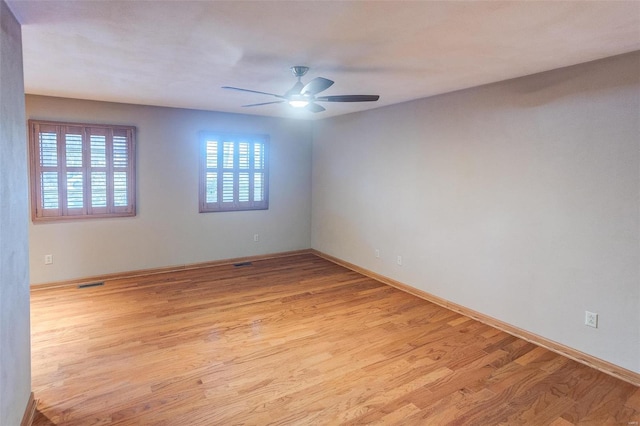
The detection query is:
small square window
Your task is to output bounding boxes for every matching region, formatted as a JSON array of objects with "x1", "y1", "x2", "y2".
[{"x1": 199, "y1": 132, "x2": 269, "y2": 213}]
